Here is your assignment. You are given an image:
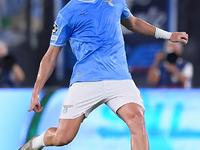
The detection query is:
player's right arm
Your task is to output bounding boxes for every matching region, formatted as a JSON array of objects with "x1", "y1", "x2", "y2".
[{"x1": 29, "y1": 46, "x2": 62, "y2": 113}]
